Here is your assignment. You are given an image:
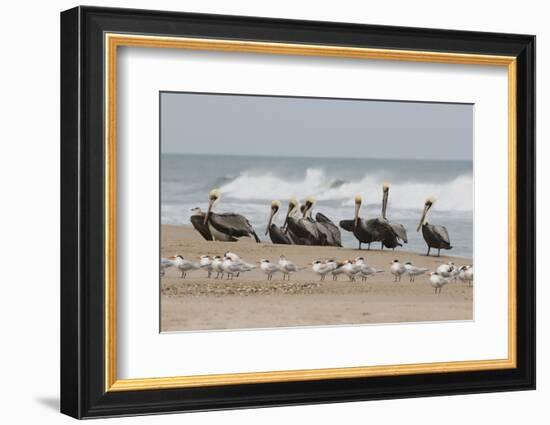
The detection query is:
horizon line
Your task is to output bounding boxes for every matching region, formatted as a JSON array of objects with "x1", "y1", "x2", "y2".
[{"x1": 160, "y1": 152, "x2": 473, "y2": 162}]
